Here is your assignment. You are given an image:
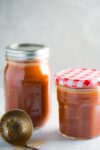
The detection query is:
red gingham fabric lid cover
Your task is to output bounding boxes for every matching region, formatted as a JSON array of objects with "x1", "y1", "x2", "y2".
[{"x1": 55, "y1": 68, "x2": 100, "y2": 88}]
